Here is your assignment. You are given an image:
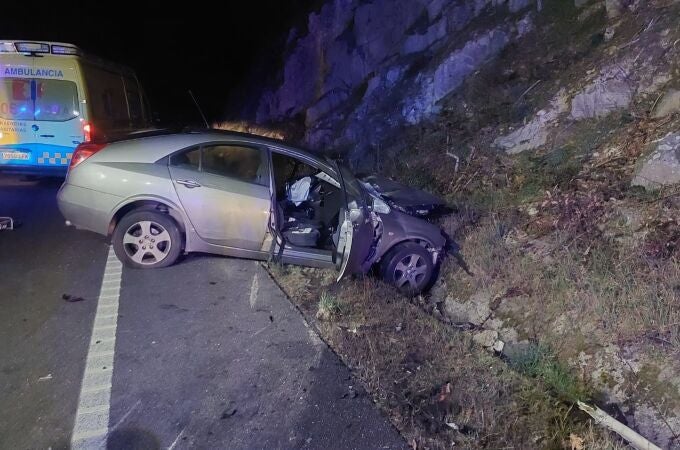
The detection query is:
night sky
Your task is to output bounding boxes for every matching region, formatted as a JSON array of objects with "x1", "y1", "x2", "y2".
[{"x1": 0, "y1": 2, "x2": 317, "y2": 125}]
